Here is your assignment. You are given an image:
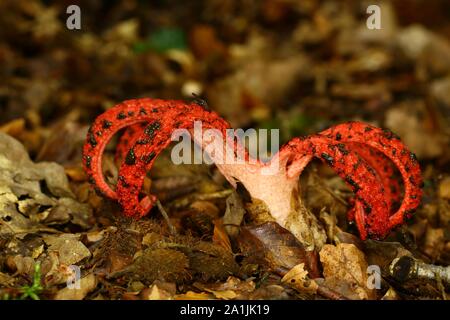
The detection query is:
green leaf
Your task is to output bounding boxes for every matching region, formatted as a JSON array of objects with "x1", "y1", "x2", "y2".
[
  {"x1": 20, "y1": 262, "x2": 43, "y2": 300},
  {"x1": 133, "y1": 27, "x2": 187, "y2": 54}
]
